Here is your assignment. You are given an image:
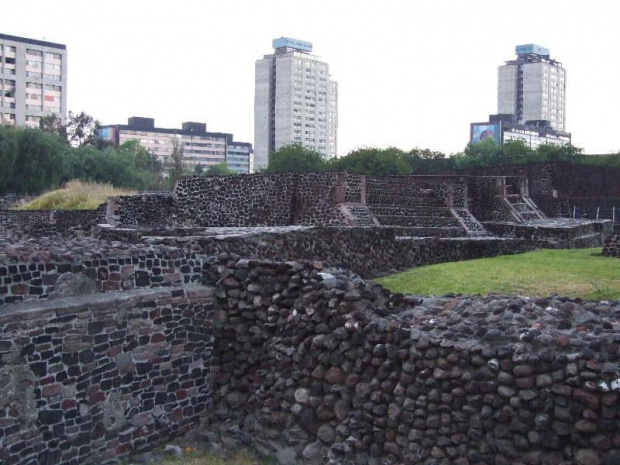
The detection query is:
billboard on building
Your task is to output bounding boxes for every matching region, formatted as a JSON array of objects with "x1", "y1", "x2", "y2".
[
  {"x1": 471, "y1": 124, "x2": 500, "y2": 144},
  {"x1": 99, "y1": 127, "x2": 117, "y2": 142}
]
